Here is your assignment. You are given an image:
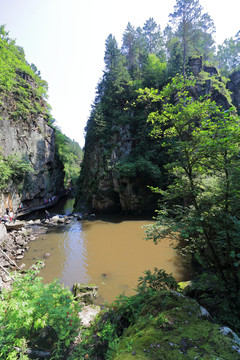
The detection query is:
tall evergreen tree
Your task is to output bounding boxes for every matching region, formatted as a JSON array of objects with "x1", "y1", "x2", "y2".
[
  {"x1": 142, "y1": 17, "x2": 165, "y2": 60},
  {"x1": 164, "y1": 24, "x2": 183, "y2": 78},
  {"x1": 97, "y1": 34, "x2": 131, "y2": 126},
  {"x1": 167, "y1": 0, "x2": 215, "y2": 76},
  {"x1": 104, "y1": 34, "x2": 121, "y2": 72},
  {"x1": 216, "y1": 30, "x2": 240, "y2": 75},
  {"x1": 122, "y1": 22, "x2": 138, "y2": 76}
]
